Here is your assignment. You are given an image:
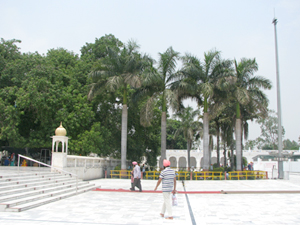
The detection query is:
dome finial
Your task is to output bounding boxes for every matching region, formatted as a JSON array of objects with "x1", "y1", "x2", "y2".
[{"x1": 55, "y1": 122, "x2": 67, "y2": 136}]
